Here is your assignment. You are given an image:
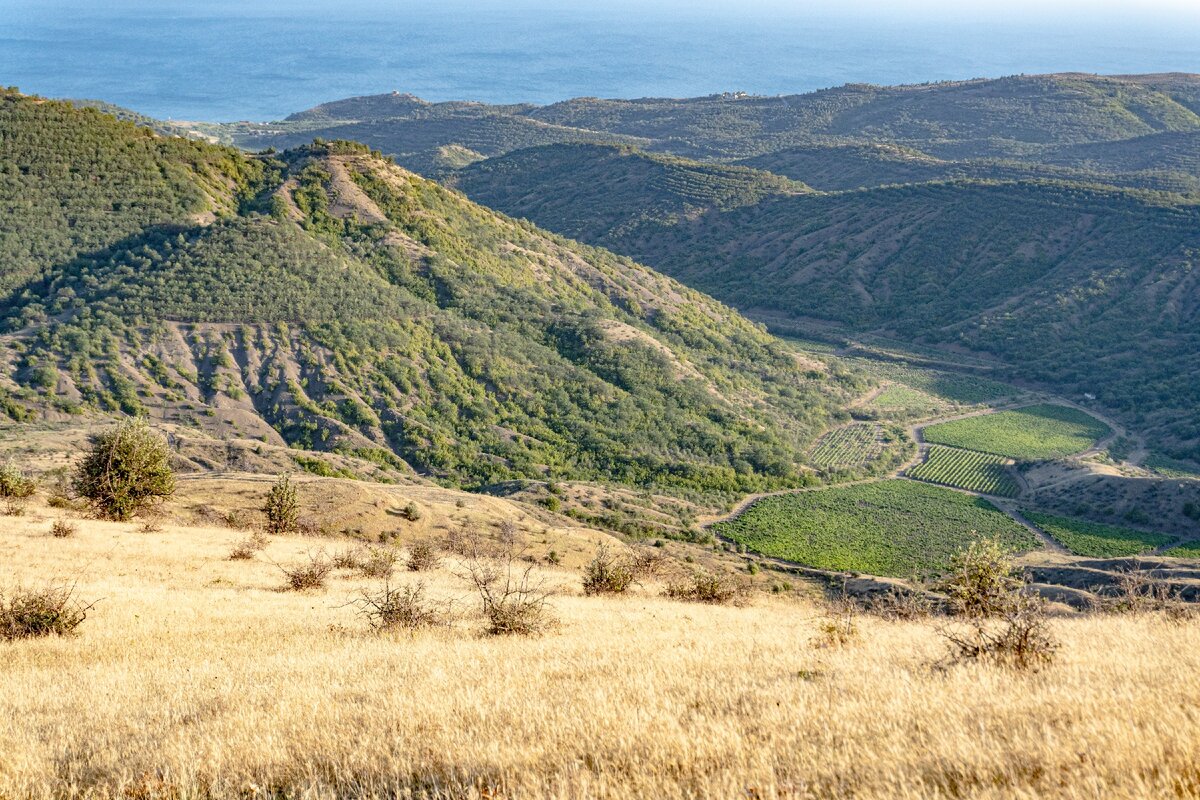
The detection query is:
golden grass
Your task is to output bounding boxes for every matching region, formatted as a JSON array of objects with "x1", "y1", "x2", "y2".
[{"x1": 3, "y1": 508, "x2": 1200, "y2": 799}]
